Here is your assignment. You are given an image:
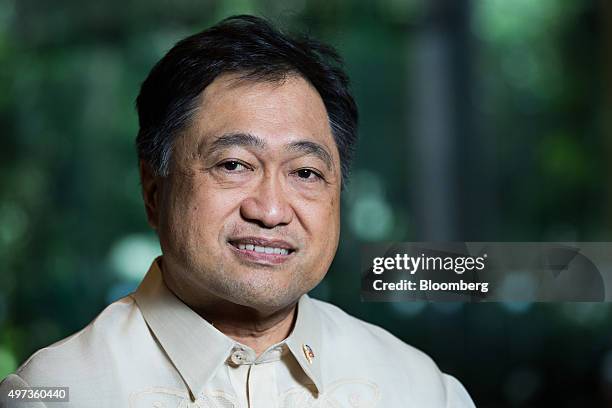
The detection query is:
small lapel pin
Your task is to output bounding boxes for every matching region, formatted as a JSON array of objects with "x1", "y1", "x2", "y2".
[{"x1": 302, "y1": 344, "x2": 315, "y2": 364}]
